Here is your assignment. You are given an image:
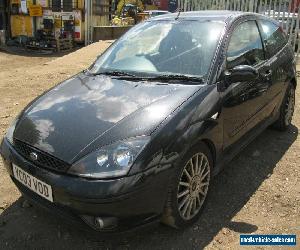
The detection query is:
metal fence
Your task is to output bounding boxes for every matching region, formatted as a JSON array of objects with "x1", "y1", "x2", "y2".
[{"x1": 178, "y1": 0, "x2": 300, "y2": 56}]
